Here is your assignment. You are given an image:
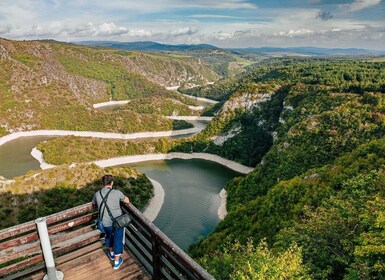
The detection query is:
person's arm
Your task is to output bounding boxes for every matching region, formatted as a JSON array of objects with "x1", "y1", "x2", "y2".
[
  {"x1": 122, "y1": 196, "x2": 130, "y2": 205},
  {"x1": 92, "y1": 193, "x2": 97, "y2": 209}
]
